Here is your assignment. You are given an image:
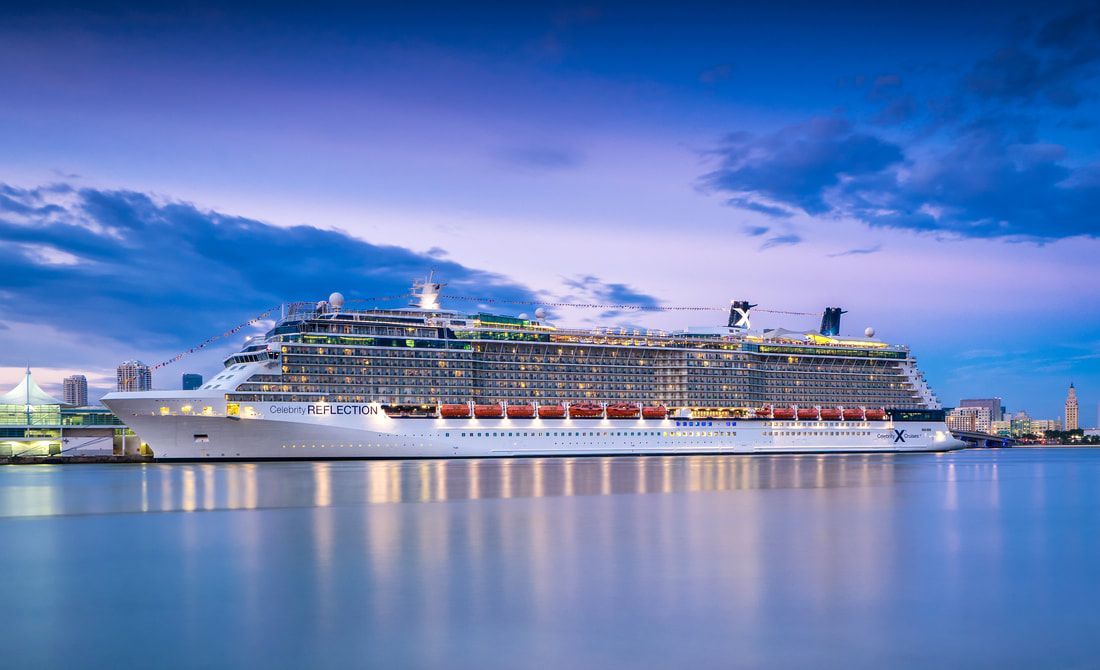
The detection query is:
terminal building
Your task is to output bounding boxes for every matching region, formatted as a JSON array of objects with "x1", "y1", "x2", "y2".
[{"x1": 0, "y1": 368, "x2": 135, "y2": 458}]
